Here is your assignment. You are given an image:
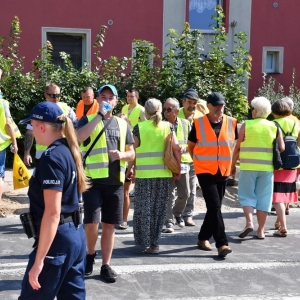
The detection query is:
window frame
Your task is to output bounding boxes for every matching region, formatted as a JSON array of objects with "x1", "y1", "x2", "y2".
[
  {"x1": 189, "y1": 0, "x2": 222, "y2": 33},
  {"x1": 262, "y1": 46, "x2": 284, "y2": 74},
  {"x1": 41, "y1": 27, "x2": 91, "y2": 68}
]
